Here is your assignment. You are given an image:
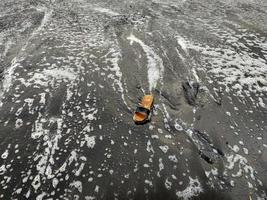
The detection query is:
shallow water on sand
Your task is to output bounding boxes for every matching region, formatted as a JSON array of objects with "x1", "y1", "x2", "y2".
[{"x1": 0, "y1": 0, "x2": 266, "y2": 199}]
